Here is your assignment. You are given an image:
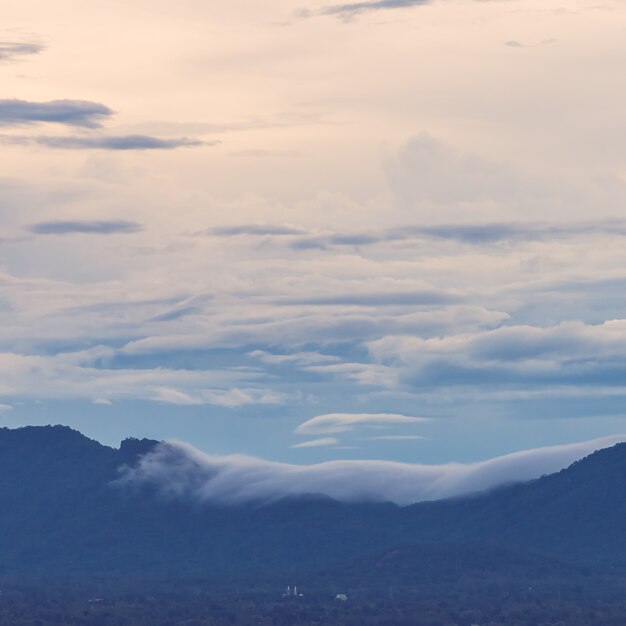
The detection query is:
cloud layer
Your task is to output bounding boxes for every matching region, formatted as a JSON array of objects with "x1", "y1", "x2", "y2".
[
  {"x1": 321, "y1": 0, "x2": 431, "y2": 17},
  {"x1": 119, "y1": 435, "x2": 626, "y2": 506},
  {"x1": 0, "y1": 99, "x2": 113, "y2": 127},
  {"x1": 0, "y1": 41, "x2": 44, "y2": 63},
  {"x1": 2, "y1": 0, "x2": 626, "y2": 465},
  {"x1": 29, "y1": 135, "x2": 207, "y2": 150},
  {"x1": 29, "y1": 220, "x2": 142, "y2": 235},
  {"x1": 296, "y1": 412, "x2": 428, "y2": 435},
  {"x1": 211, "y1": 217, "x2": 626, "y2": 249}
]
